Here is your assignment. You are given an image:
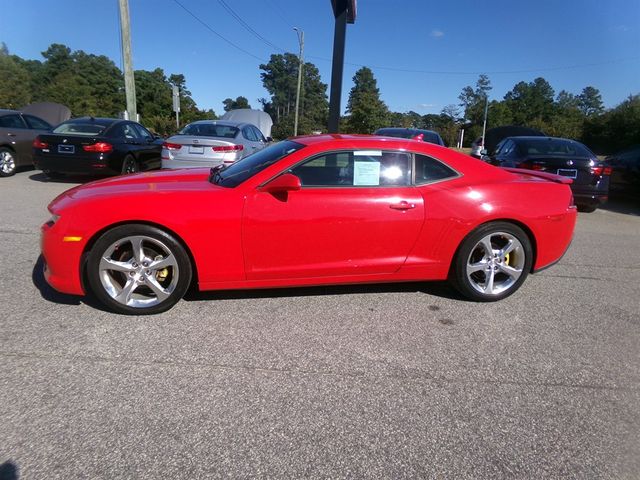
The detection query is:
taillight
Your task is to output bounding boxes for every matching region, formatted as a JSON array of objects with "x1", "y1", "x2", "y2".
[
  {"x1": 162, "y1": 142, "x2": 182, "y2": 150},
  {"x1": 521, "y1": 162, "x2": 543, "y2": 171},
  {"x1": 83, "y1": 142, "x2": 113, "y2": 153},
  {"x1": 591, "y1": 166, "x2": 612, "y2": 176},
  {"x1": 33, "y1": 137, "x2": 49, "y2": 149},
  {"x1": 212, "y1": 144, "x2": 243, "y2": 152}
]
